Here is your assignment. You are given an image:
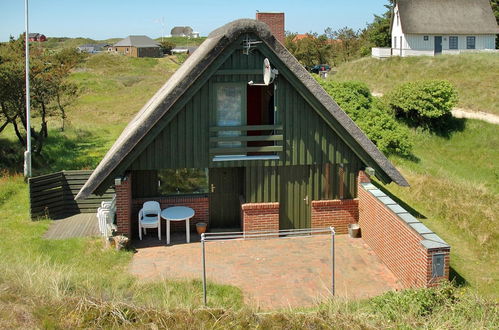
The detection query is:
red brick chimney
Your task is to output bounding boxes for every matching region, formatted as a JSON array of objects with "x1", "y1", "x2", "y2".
[{"x1": 256, "y1": 12, "x2": 285, "y2": 44}]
